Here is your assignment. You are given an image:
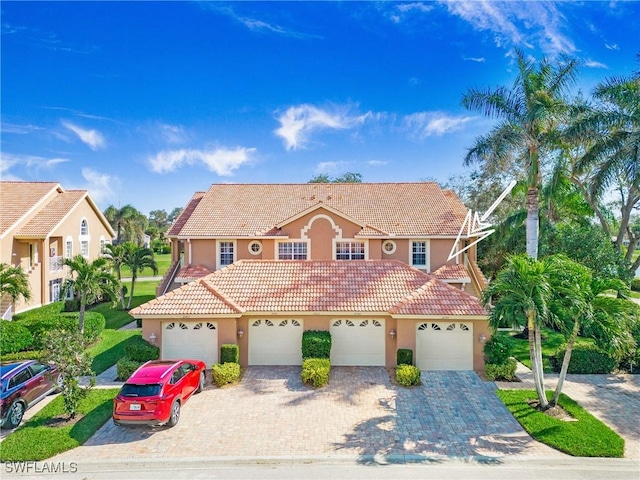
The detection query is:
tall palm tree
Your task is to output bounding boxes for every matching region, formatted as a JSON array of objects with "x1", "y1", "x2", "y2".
[
  {"x1": 124, "y1": 246, "x2": 157, "y2": 309},
  {"x1": 102, "y1": 243, "x2": 129, "y2": 309},
  {"x1": 0, "y1": 263, "x2": 31, "y2": 312},
  {"x1": 62, "y1": 255, "x2": 119, "y2": 333},
  {"x1": 482, "y1": 254, "x2": 555, "y2": 409},
  {"x1": 104, "y1": 204, "x2": 148, "y2": 245}
]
